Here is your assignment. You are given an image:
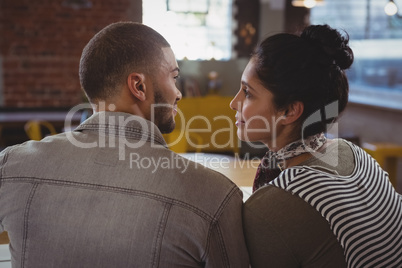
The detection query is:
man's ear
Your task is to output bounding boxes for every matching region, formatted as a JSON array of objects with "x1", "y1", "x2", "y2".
[
  {"x1": 281, "y1": 101, "x2": 304, "y2": 125},
  {"x1": 127, "y1": 73, "x2": 147, "y2": 102}
]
